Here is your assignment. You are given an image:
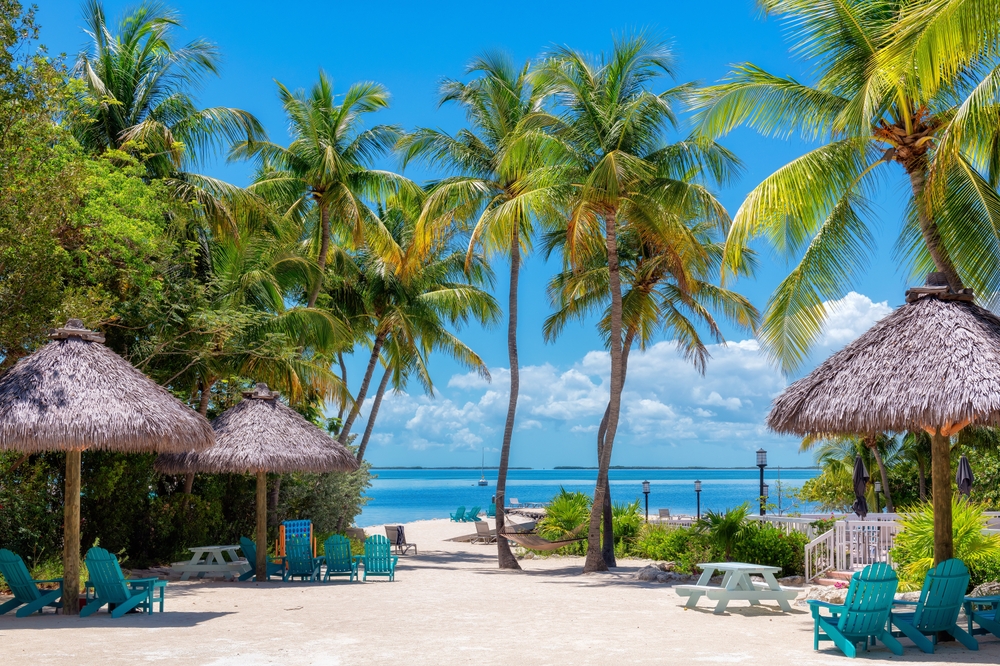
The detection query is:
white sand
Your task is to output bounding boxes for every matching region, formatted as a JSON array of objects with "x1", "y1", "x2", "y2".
[{"x1": 1, "y1": 518, "x2": 996, "y2": 665}]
